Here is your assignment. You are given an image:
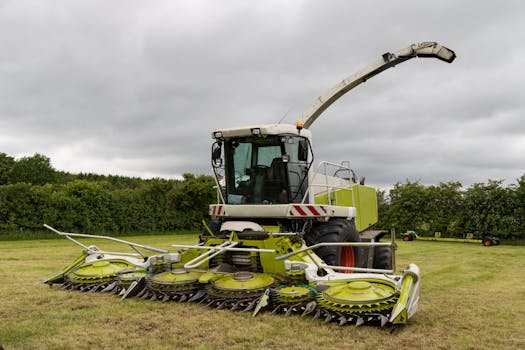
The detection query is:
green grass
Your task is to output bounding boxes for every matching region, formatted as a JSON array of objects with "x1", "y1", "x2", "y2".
[{"x1": 0, "y1": 236, "x2": 524, "y2": 350}]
